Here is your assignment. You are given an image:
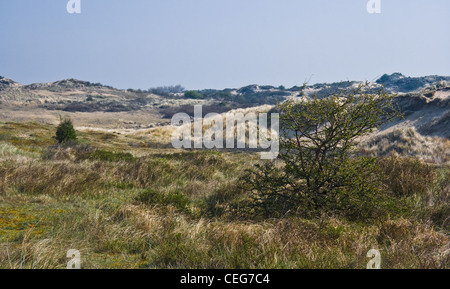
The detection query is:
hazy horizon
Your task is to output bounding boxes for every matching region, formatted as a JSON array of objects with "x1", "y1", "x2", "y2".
[{"x1": 1, "y1": 0, "x2": 449, "y2": 90}]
